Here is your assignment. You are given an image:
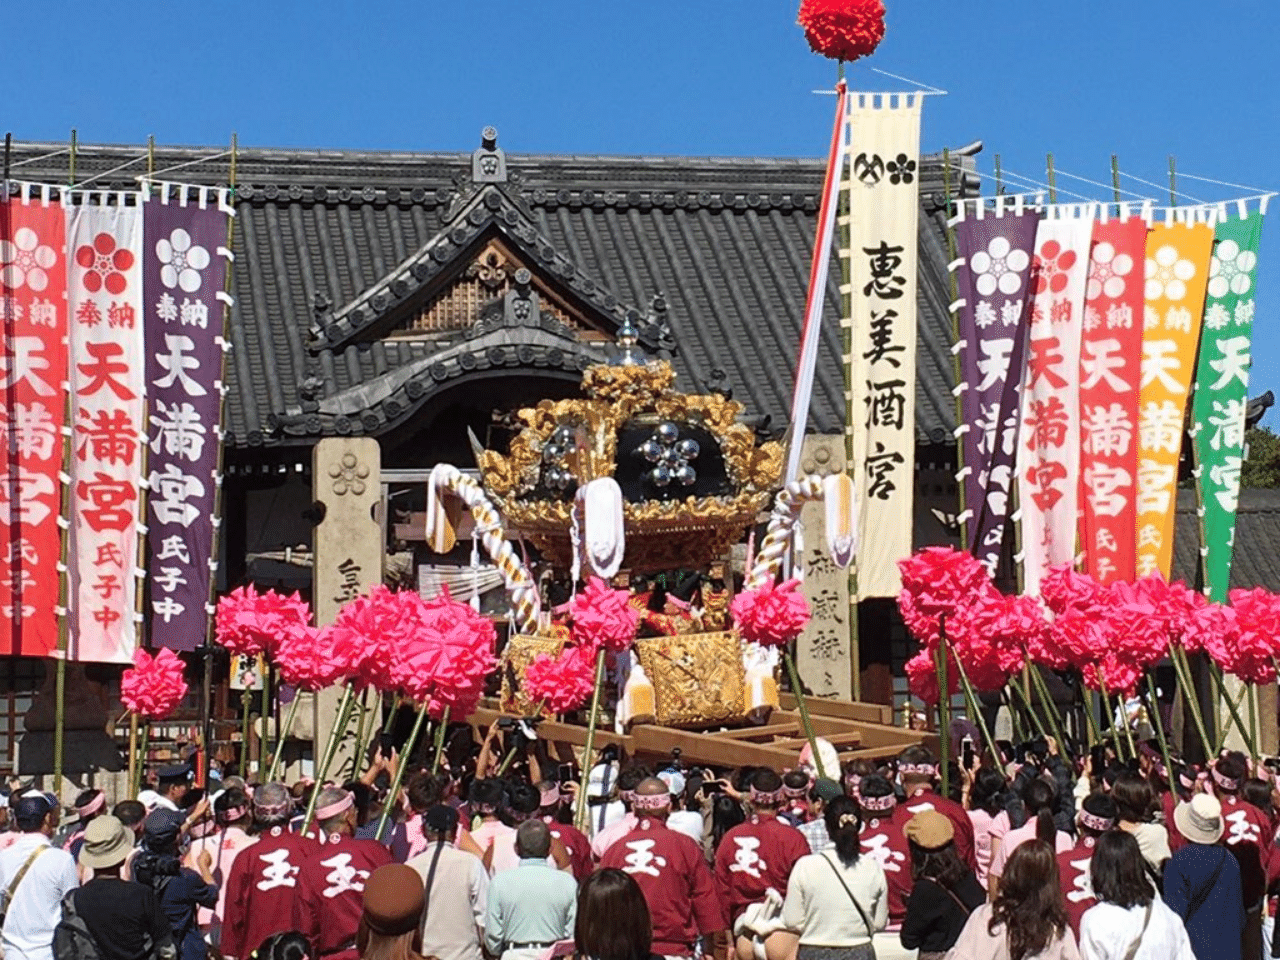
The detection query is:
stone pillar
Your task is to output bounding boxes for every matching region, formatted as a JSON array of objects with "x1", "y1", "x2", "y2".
[
  {"x1": 795, "y1": 435, "x2": 852, "y2": 700},
  {"x1": 310, "y1": 438, "x2": 382, "y2": 779}
]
